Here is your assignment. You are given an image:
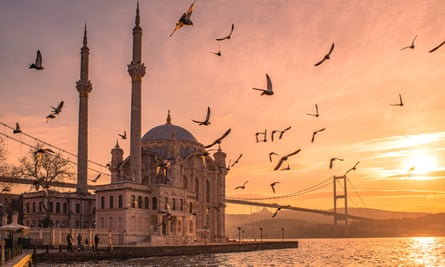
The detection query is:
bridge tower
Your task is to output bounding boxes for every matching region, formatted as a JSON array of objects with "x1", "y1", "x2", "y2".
[{"x1": 333, "y1": 175, "x2": 348, "y2": 236}]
